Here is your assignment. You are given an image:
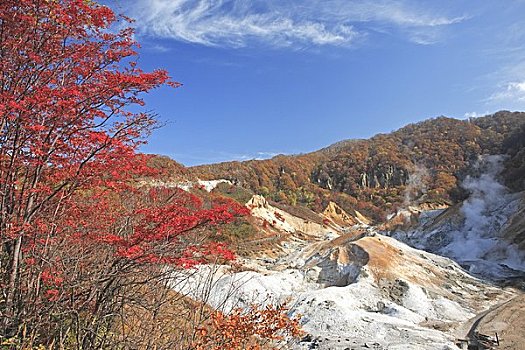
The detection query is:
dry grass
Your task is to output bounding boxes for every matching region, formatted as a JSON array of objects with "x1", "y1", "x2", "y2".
[{"x1": 116, "y1": 281, "x2": 213, "y2": 349}]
